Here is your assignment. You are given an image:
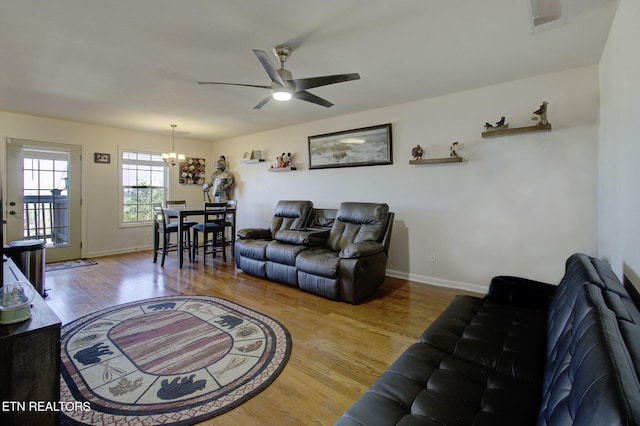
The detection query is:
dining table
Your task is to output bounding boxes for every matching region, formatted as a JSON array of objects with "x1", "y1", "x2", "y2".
[{"x1": 164, "y1": 204, "x2": 237, "y2": 268}]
